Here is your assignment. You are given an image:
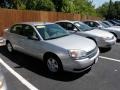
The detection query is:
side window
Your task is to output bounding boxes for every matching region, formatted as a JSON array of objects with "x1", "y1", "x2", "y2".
[
  {"x1": 56, "y1": 22, "x2": 67, "y2": 30},
  {"x1": 93, "y1": 22, "x2": 99, "y2": 27},
  {"x1": 66, "y1": 23, "x2": 77, "y2": 31},
  {"x1": 10, "y1": 25, "x2": 23, "y2": 35},
  {"x1": 84, "y1": 22, "x2": 89, "y2": 25},
  {"x1": 23, "y1": 25, "x2": 39, "y2": 40},
  {"x1": 89, "y1": 22, "x2": 95, "y2": 27},
  {"x1": 88, "y1": 22, "x2": 98, "y2": 27}
]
